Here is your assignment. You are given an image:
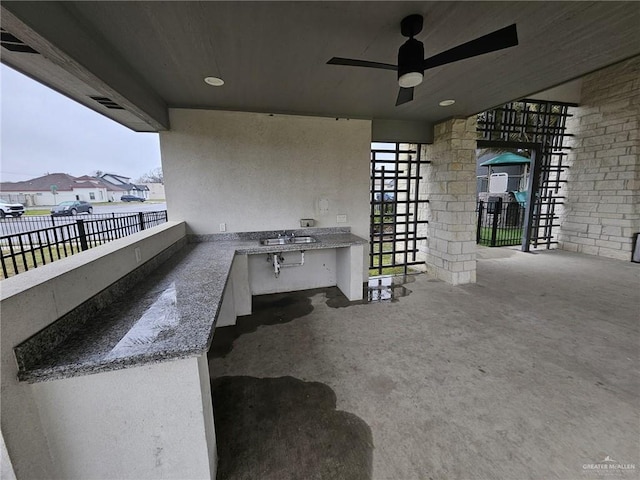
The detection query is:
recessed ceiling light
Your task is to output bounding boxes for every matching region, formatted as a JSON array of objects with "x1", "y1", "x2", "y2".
[
  {"x1": 439, "y1": 99, "x2": 455, "y2": 107},
  {"x1": 204, "y1": 76, "x2": 224, "y2": 87}
]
